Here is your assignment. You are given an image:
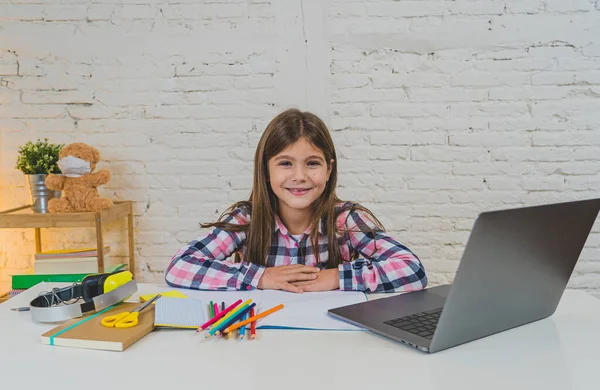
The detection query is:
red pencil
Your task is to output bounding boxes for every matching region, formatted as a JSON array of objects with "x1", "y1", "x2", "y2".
[
  {"x1": 197, "y1": 299, "x2": 242, "y2": 332},
  {"x1": 250, "y1": 307, "x2": 257, "y2": 339},
  {"x1": 213, "y1": 302, "x2": 219, "y2": 317}
]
